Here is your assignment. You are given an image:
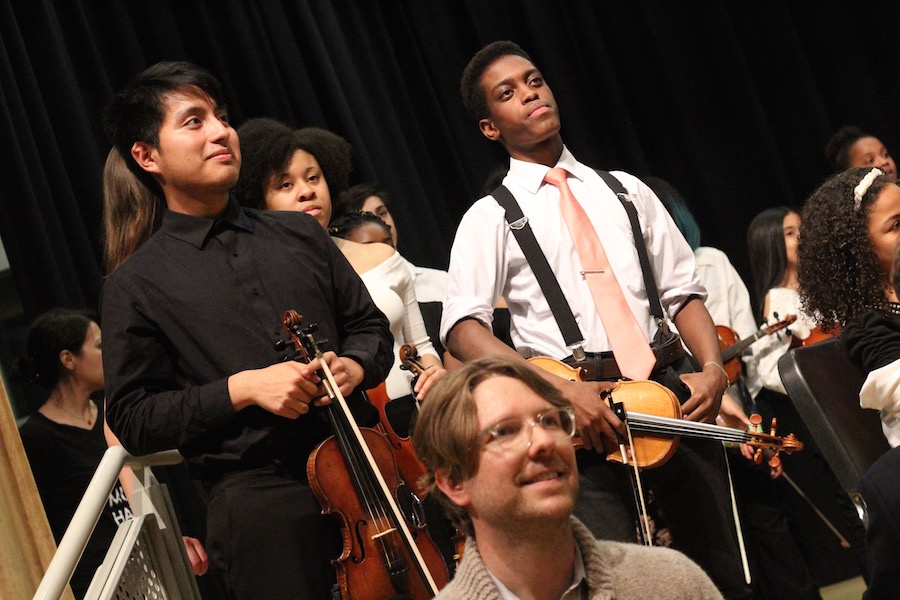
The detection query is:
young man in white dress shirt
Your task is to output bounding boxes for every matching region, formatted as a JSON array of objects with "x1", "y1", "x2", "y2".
[{"x1": 441, "y1": 41, "x2": 751, "y2": 598}]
